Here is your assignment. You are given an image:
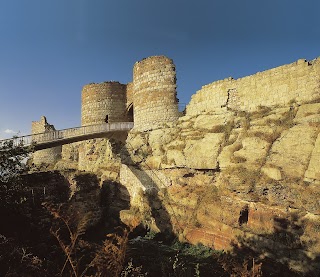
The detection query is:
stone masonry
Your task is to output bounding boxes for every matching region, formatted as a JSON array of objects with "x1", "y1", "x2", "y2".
[
  {"x1": 33, "y1": 55, "x2": 320, "y2": 168},
  {"x1": 81, "y1": 81, "x2": 127, "y2": 126},
  {"x1": 80, "y1": 56, "x2": 180, "y2": 131},
  {"x1": 133, "y1": 56, "x2": 180, "y2": 131},
  {"x1": 31, "y1": 116, "x2": 62, "y2": 165},
  {"x1": 186, "y1": 58, "x2": 320, "y2": 116}
]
